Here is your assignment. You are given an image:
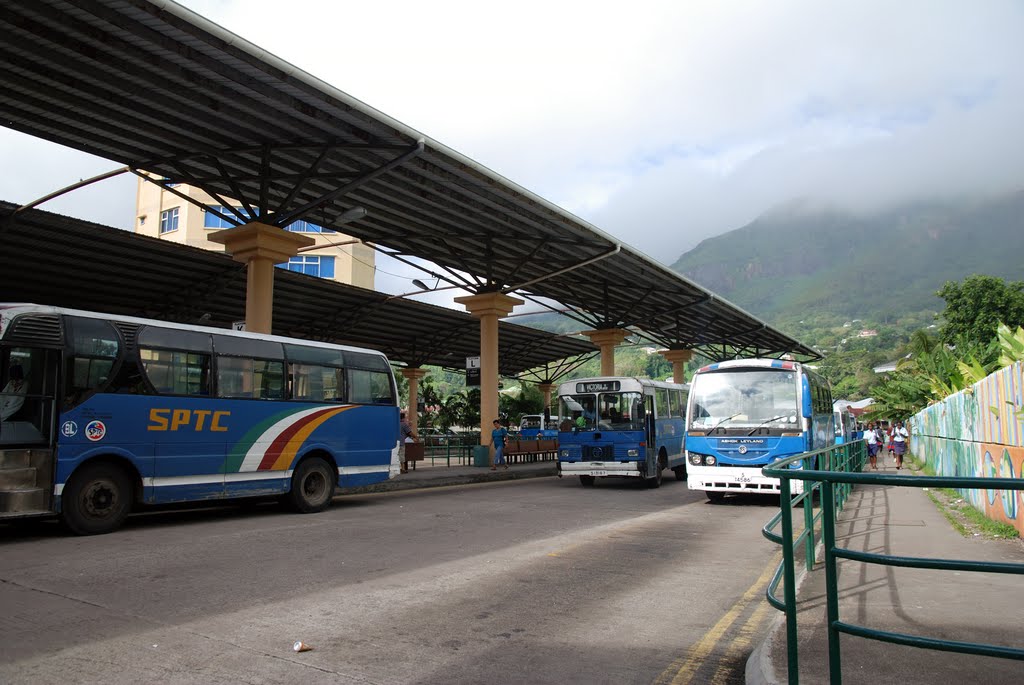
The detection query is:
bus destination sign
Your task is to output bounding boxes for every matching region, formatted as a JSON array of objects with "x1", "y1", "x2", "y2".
[{"x1": 576, "y1": 381, "x2": 620, "y2": 393}]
